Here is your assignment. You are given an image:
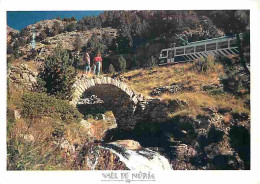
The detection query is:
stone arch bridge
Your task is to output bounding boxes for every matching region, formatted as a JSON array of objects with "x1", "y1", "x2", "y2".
[{"x1": 69, "y1": 76, "x2": 167, "y2": 131}]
